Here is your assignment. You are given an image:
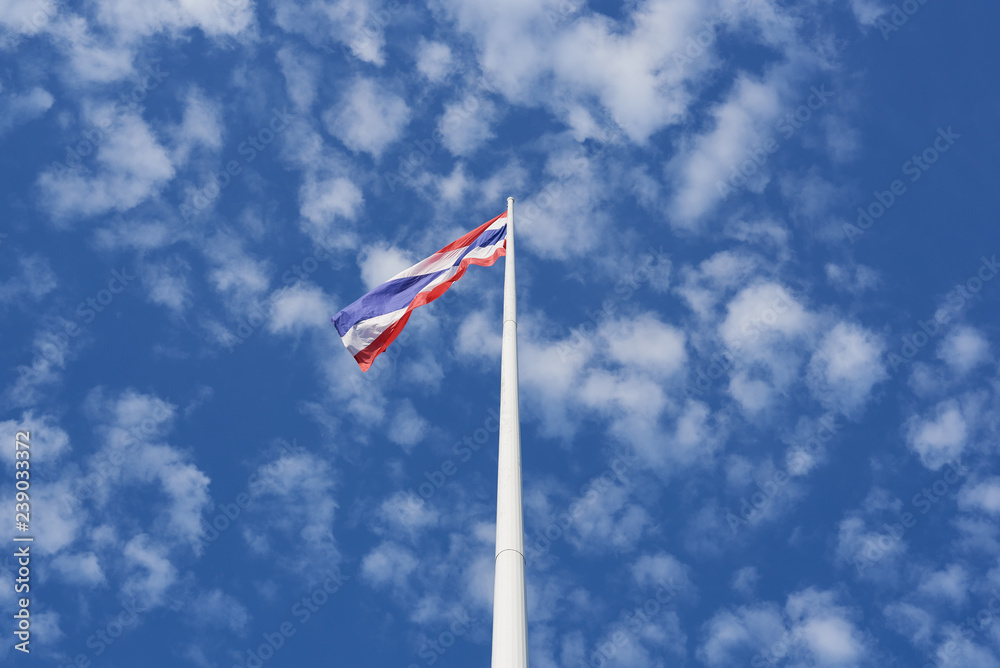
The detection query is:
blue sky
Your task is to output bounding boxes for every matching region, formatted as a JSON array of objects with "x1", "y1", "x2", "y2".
[{"x1": 1, "y1": 0, "x2": 999, "y2": 666}]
